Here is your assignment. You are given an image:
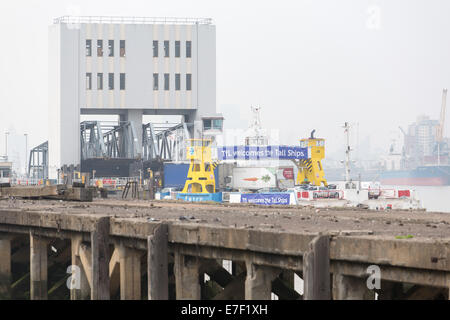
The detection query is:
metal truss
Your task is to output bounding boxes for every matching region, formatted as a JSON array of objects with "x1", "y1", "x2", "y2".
[
  {"x1": 28, "y1": 141, "x2": 48, "y2": 179},
  {"x1": 80, "y1": 121, "x2": 107, "y2": 159},
  {"x1": 143, "y1": 122, "x2": 191, "y2": 162},
  {"x1": 81, "y1": 121, "x2": 139, "y2": 160}
]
